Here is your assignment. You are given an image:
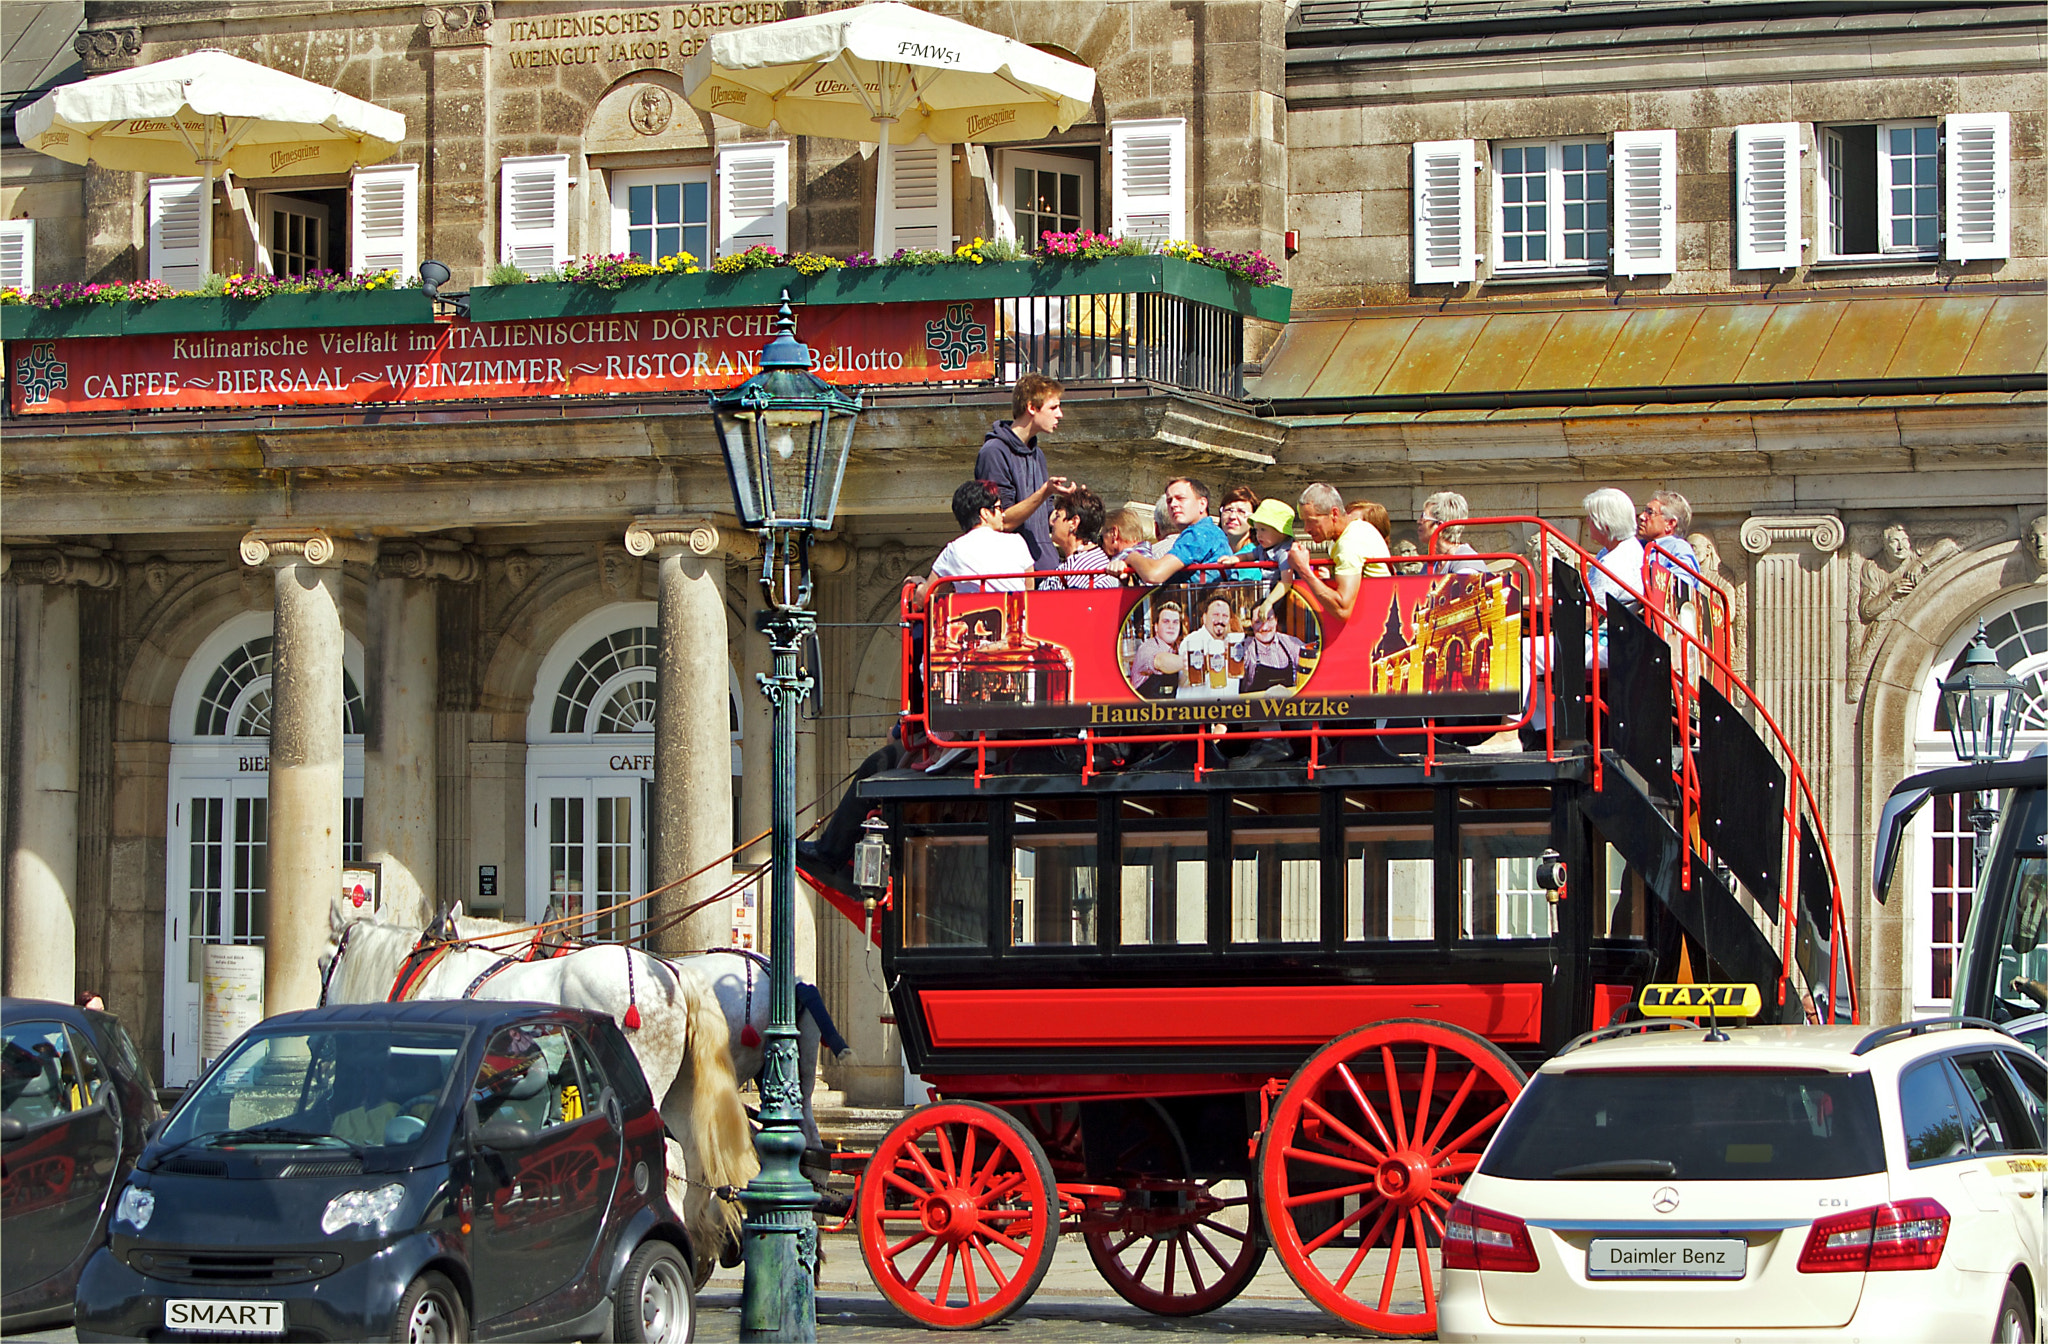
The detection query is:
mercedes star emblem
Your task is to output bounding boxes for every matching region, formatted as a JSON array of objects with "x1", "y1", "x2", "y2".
[{"x1": 1652, "y1": 1186, "x2": 1681, "y2": 1214}]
